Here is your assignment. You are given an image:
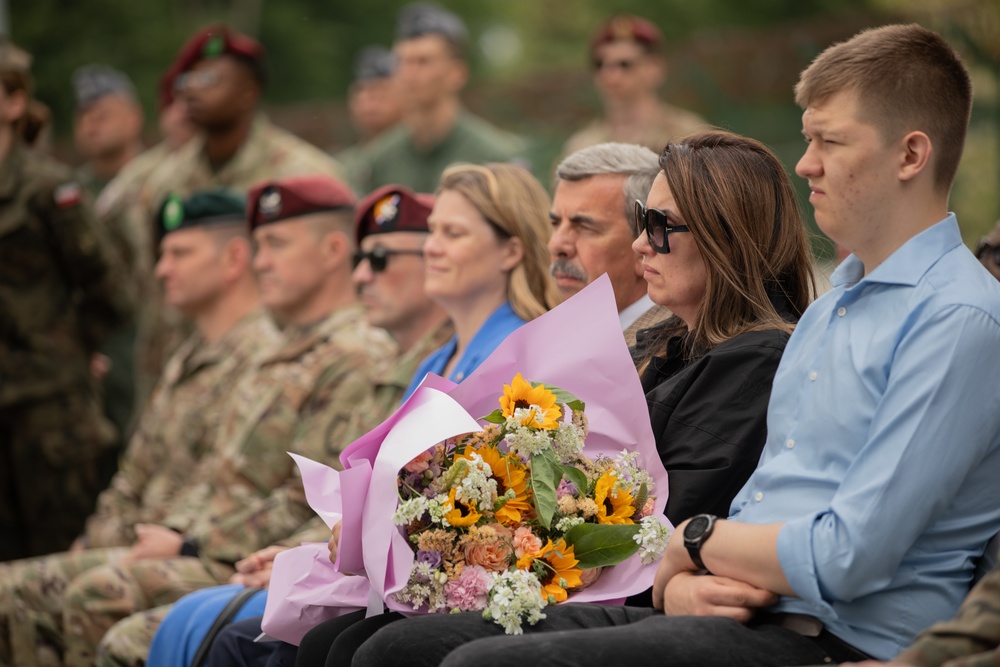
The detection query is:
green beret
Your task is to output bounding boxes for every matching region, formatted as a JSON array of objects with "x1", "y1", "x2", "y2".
[{"x1": 156, "y1": 189, "x2": 247, "y2": 242}]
